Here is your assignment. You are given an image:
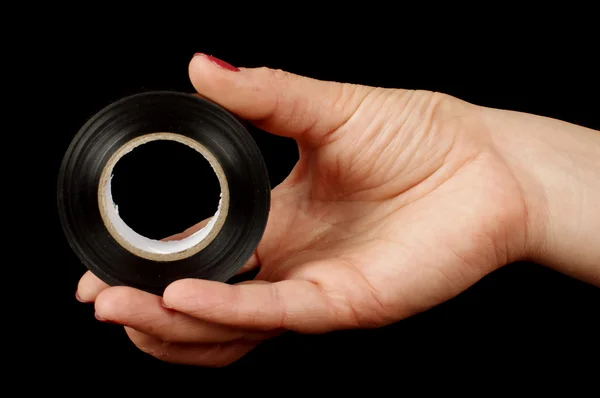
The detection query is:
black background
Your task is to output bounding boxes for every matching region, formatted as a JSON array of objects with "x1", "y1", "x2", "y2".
[{"x1": 35, "y1": 25, "x2": 599, "y2": 382}]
